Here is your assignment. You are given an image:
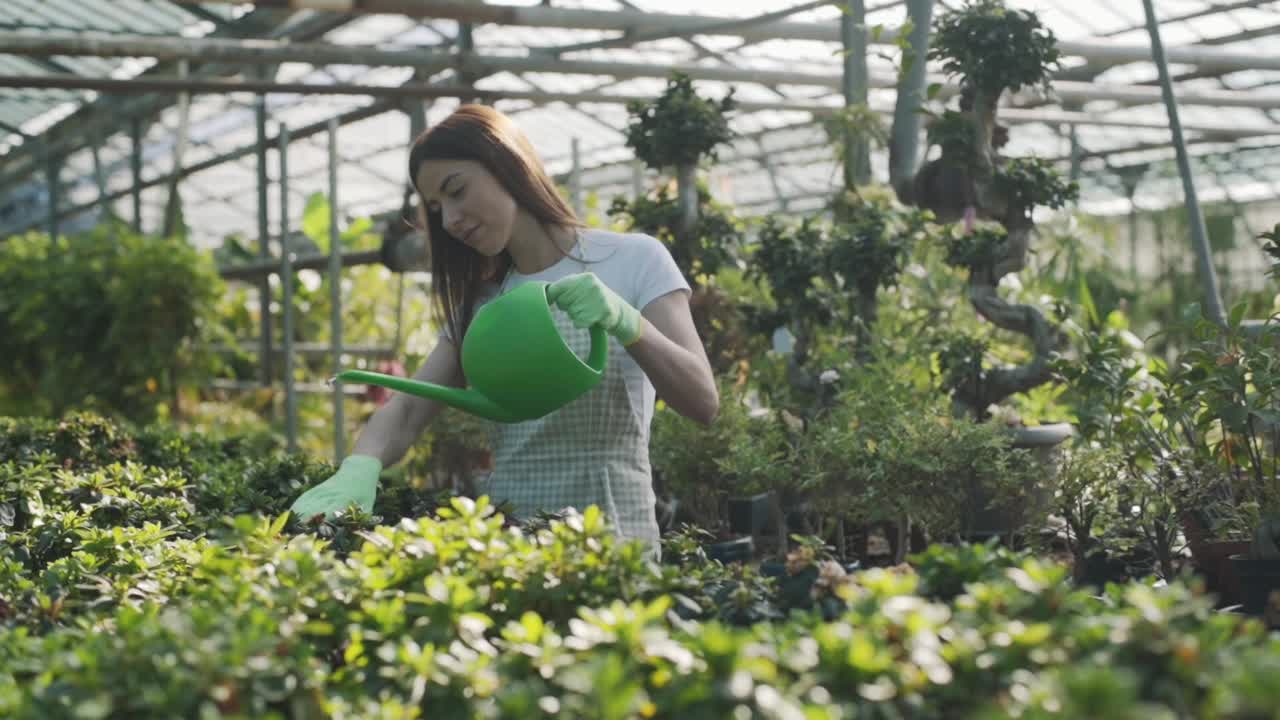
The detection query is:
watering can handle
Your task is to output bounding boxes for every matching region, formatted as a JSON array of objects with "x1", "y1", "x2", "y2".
[{"x1": 586, "y1": 324, "x2": 609, "y2": 375}]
